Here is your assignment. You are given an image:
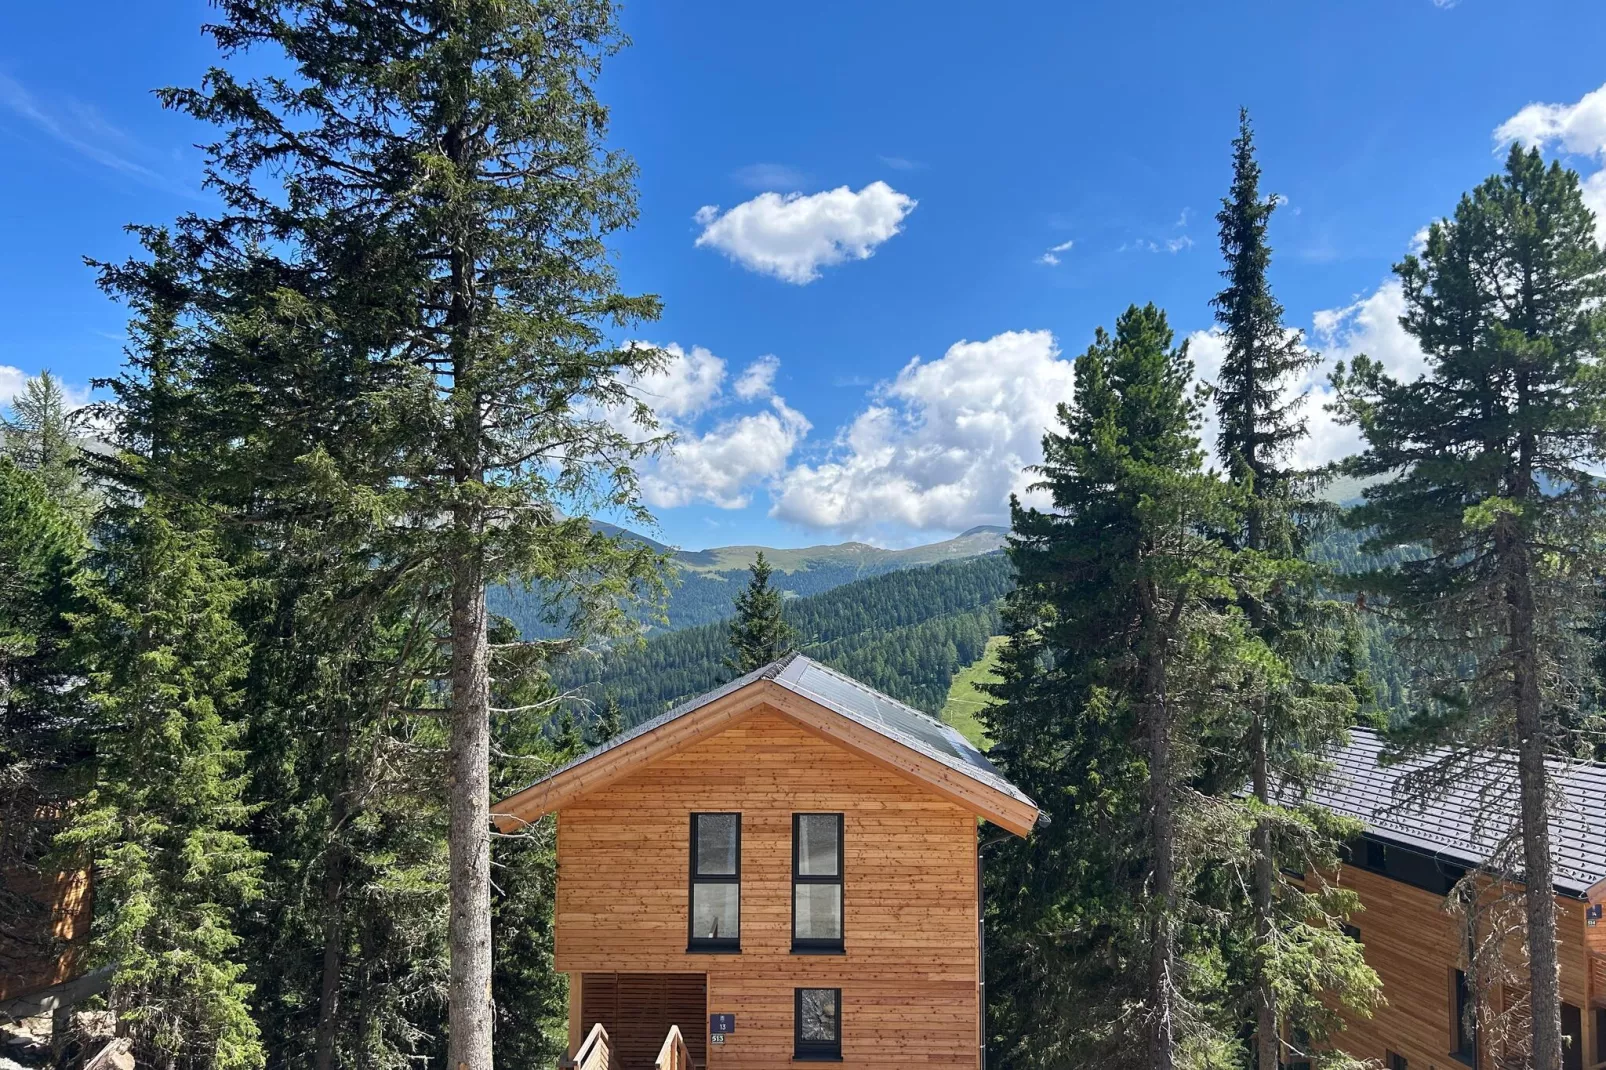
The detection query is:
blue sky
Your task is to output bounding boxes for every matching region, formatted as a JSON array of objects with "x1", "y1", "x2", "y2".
[{"x1": 5, "y1": 1, "x2": 1606, "y2": 550}]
